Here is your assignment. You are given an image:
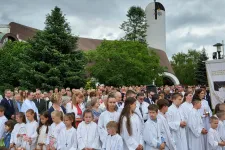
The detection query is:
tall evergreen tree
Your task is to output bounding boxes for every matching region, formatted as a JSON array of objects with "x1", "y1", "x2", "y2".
[
  {"x1": 120, "y1": 6, "x2": 148, "y2": 44},
  {"x1": 195, "y1": 48, "x2": 209, "y2": 85},
  {"x1": 19, "y1": 6, "x2": 86, "y2": 90}
]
